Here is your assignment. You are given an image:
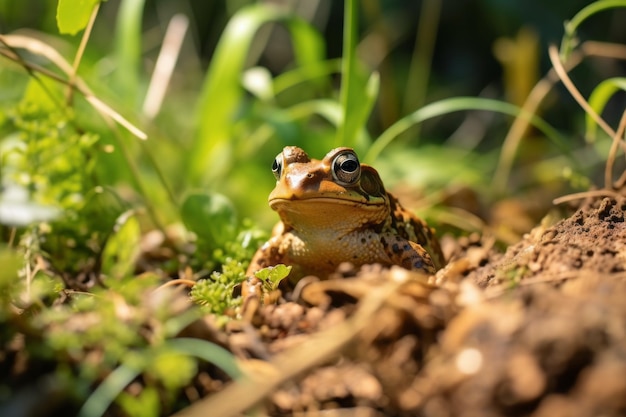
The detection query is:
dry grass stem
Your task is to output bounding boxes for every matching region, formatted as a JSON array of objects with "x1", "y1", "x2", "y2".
[
  {"x1": 582, "y1": 41, "x2": 626, "y2": 60},
  {"x1": 66, "y1": 2, "x2": 100, "y2": 105},
  {"x1": 548, "y1": 44, "x2": 620, "y2": 148},
  {"x1": 155, "y1": 279, "x2": 197, "y2": 290},
  {"x1": 142, "y1": 14, "x2": 188, "y2": 120},
  {"x1": 495, "y1": 41, "x2": 626, "y2": 193},
  {"x1": 0, "y1": 34, "x2": 148, "y2": 140},
  {"x1": 552, "y1": 189, "x2": 622, "y2": 205}
]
